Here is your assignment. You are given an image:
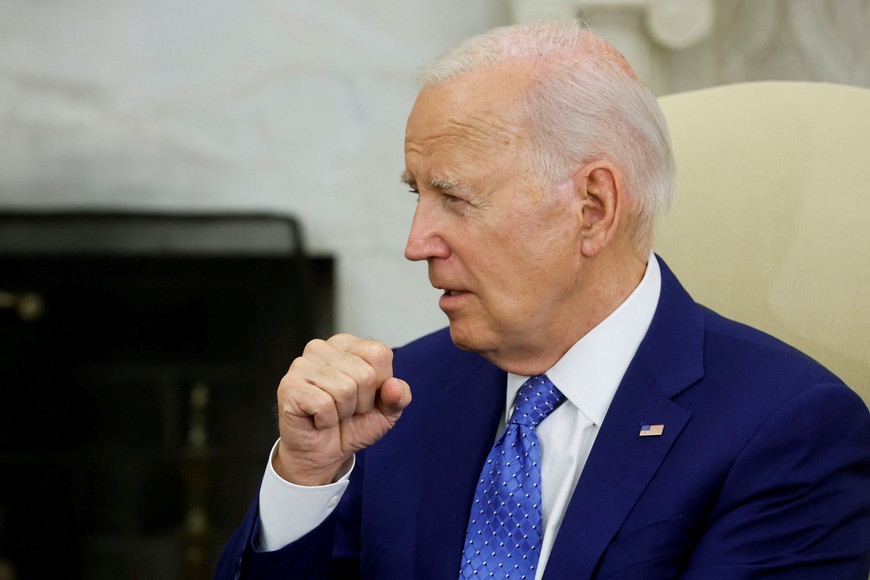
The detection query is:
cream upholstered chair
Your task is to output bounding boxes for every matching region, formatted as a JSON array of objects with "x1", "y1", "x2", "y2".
[{"x1": 655, "y1": 81, "x2": 870, "y2": 406}]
